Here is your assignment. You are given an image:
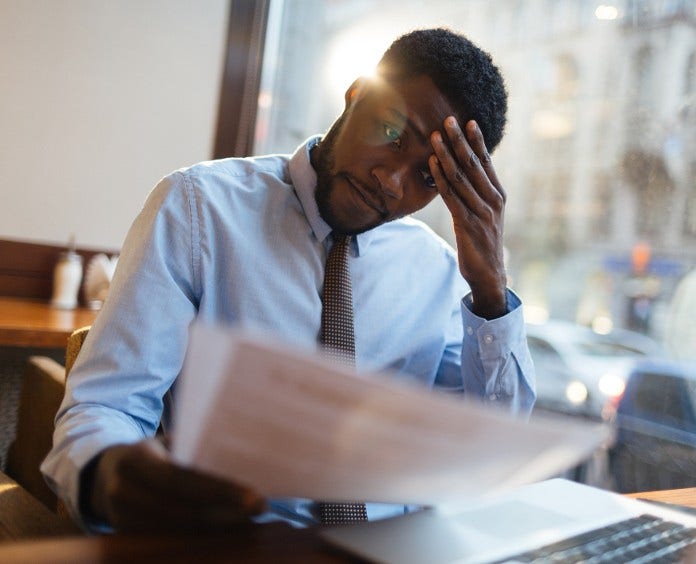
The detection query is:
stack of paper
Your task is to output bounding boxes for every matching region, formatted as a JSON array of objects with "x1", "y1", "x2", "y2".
[{"x1": 171, "y1": 323, "x2": 609, "y2": 505}]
